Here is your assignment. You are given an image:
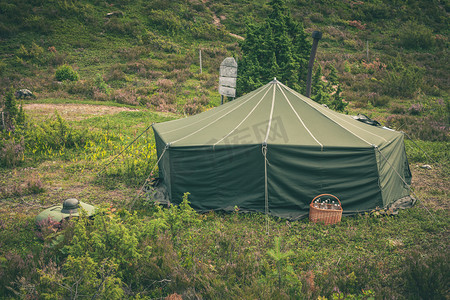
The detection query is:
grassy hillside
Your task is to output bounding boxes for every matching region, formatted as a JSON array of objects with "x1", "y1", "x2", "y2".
[
  {"x1": 0, "y1": 0, "x2": 448, "y2": 139},
  {"x1": 0, "y1": 0, "x2": 449, "y2": 298}
]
